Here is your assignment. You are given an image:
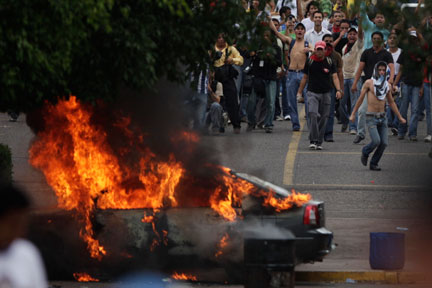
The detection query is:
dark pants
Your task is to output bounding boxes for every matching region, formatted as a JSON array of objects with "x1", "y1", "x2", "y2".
[
  {"x1": 324, "y1": 88, "x2": 336, "y2": 139},
  {"x1": 307, "y1": 91, "x2": 331, "y2": 144},
  {"x1": 222, "y1": 78, "x2": 241, "y2": 128}
]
